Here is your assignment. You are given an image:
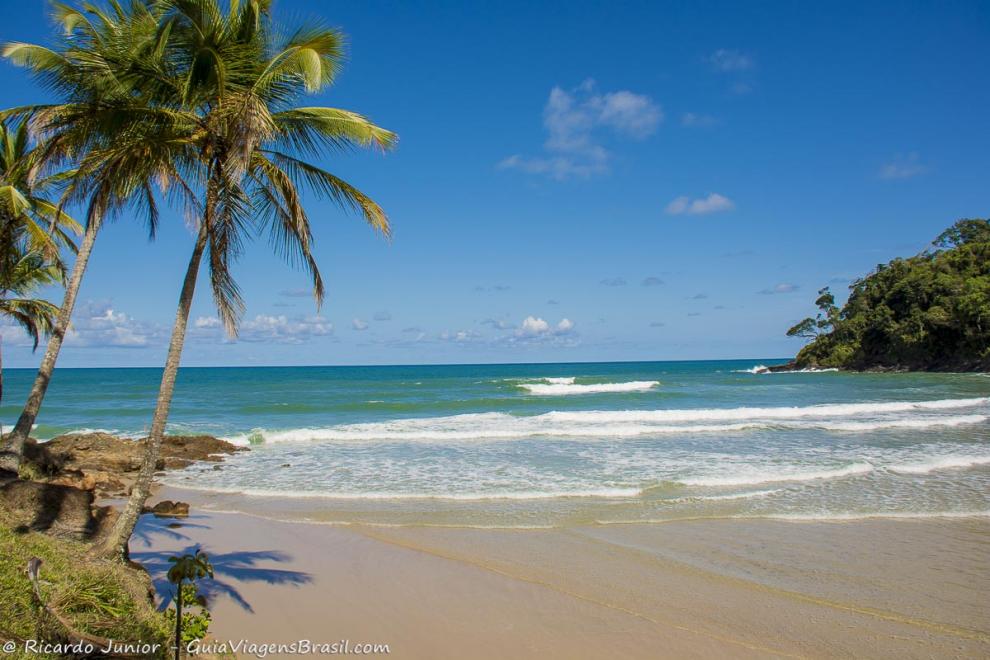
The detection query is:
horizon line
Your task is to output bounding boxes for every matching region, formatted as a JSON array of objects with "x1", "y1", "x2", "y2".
[{"x1": 3, "y1": 357, "x2": 792, "y2": 371}]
